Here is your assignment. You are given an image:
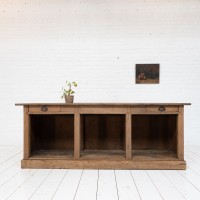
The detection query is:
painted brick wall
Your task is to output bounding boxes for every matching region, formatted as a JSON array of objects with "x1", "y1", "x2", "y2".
[{"x1": 0, "y1": 0, "x2": 199, "y2": 145}]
